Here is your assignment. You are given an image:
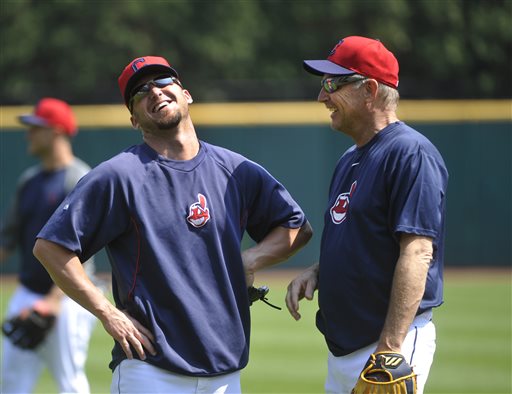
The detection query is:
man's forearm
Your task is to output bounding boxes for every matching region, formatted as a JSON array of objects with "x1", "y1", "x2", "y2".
[
  {"x1": 242, "y1": 222, "x2": 313, "y2": 274},
  {"x1": 33, "y1": 238, "x2": 157, "y2": 360},
  {"x1": 377, "y1": 234, "x2": 433, "y2": 352},
  {"x1": 33, "y1": 239, "x2": 114, "y2": 322}
]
